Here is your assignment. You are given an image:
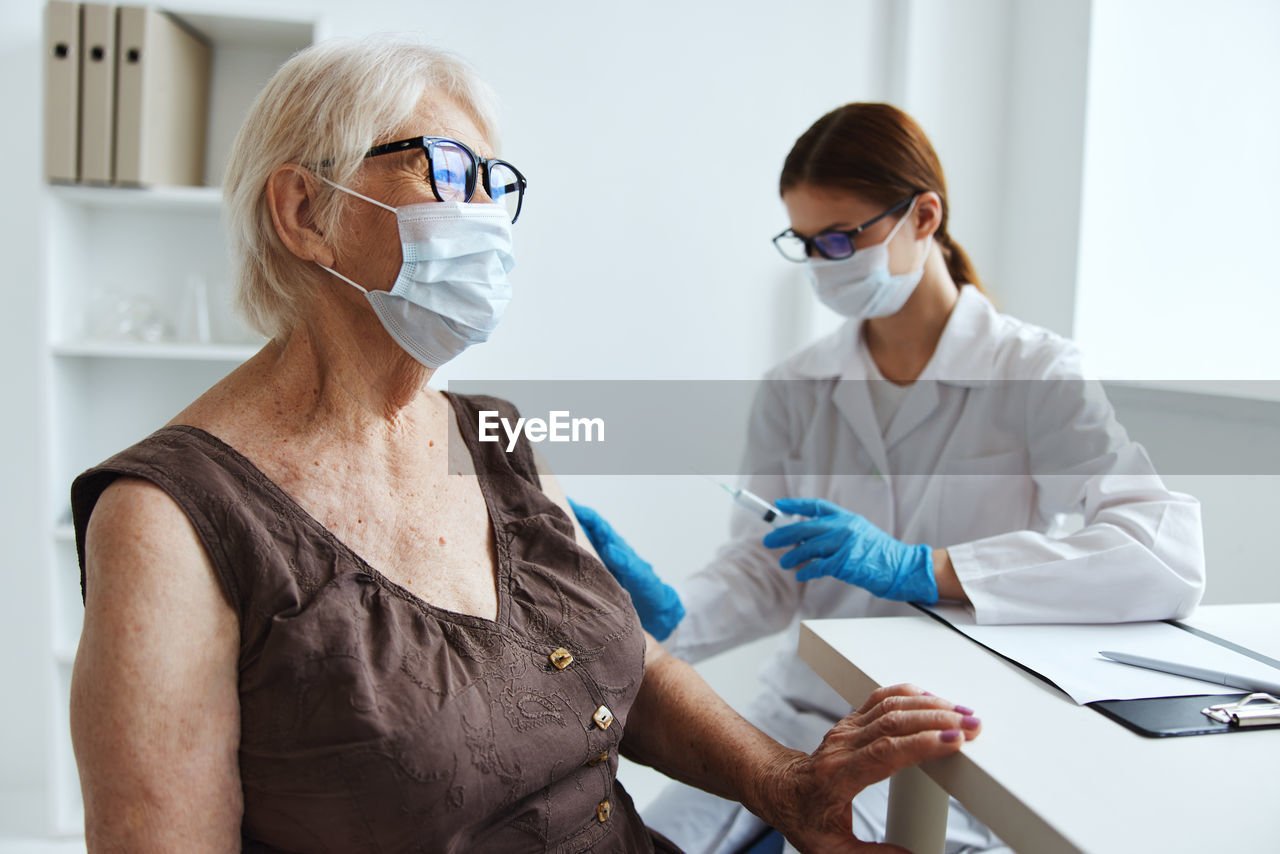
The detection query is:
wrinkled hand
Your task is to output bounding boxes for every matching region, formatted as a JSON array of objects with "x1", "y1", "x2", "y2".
[
  {"x1": 764, "y1": 684, "x2": 981, "y2": 853},
  {"x1": 762, "y1": 498, "x2": 938, "y2": 604},
  {"x1": 568, "y1": 498, "x2": 685, "y2": 641}
]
